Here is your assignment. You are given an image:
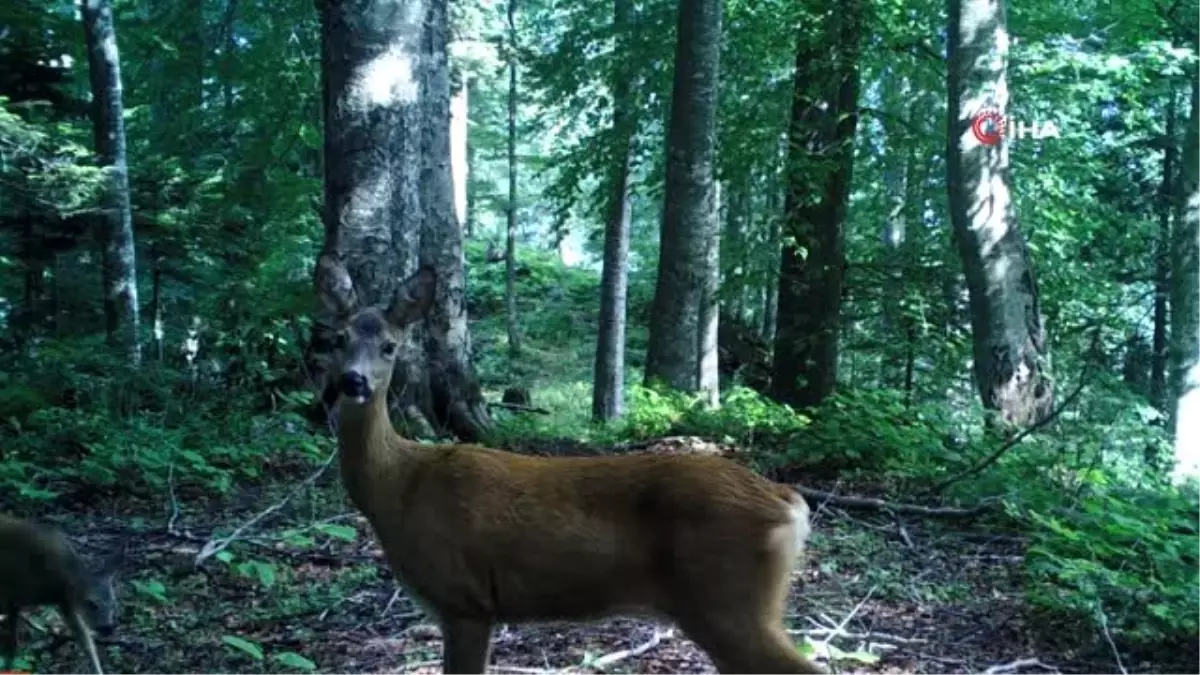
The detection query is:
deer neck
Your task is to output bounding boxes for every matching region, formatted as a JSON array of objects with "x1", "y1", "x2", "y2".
[{"x1": 334, "y1": 393, "x2": 416, "y2": 514}]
